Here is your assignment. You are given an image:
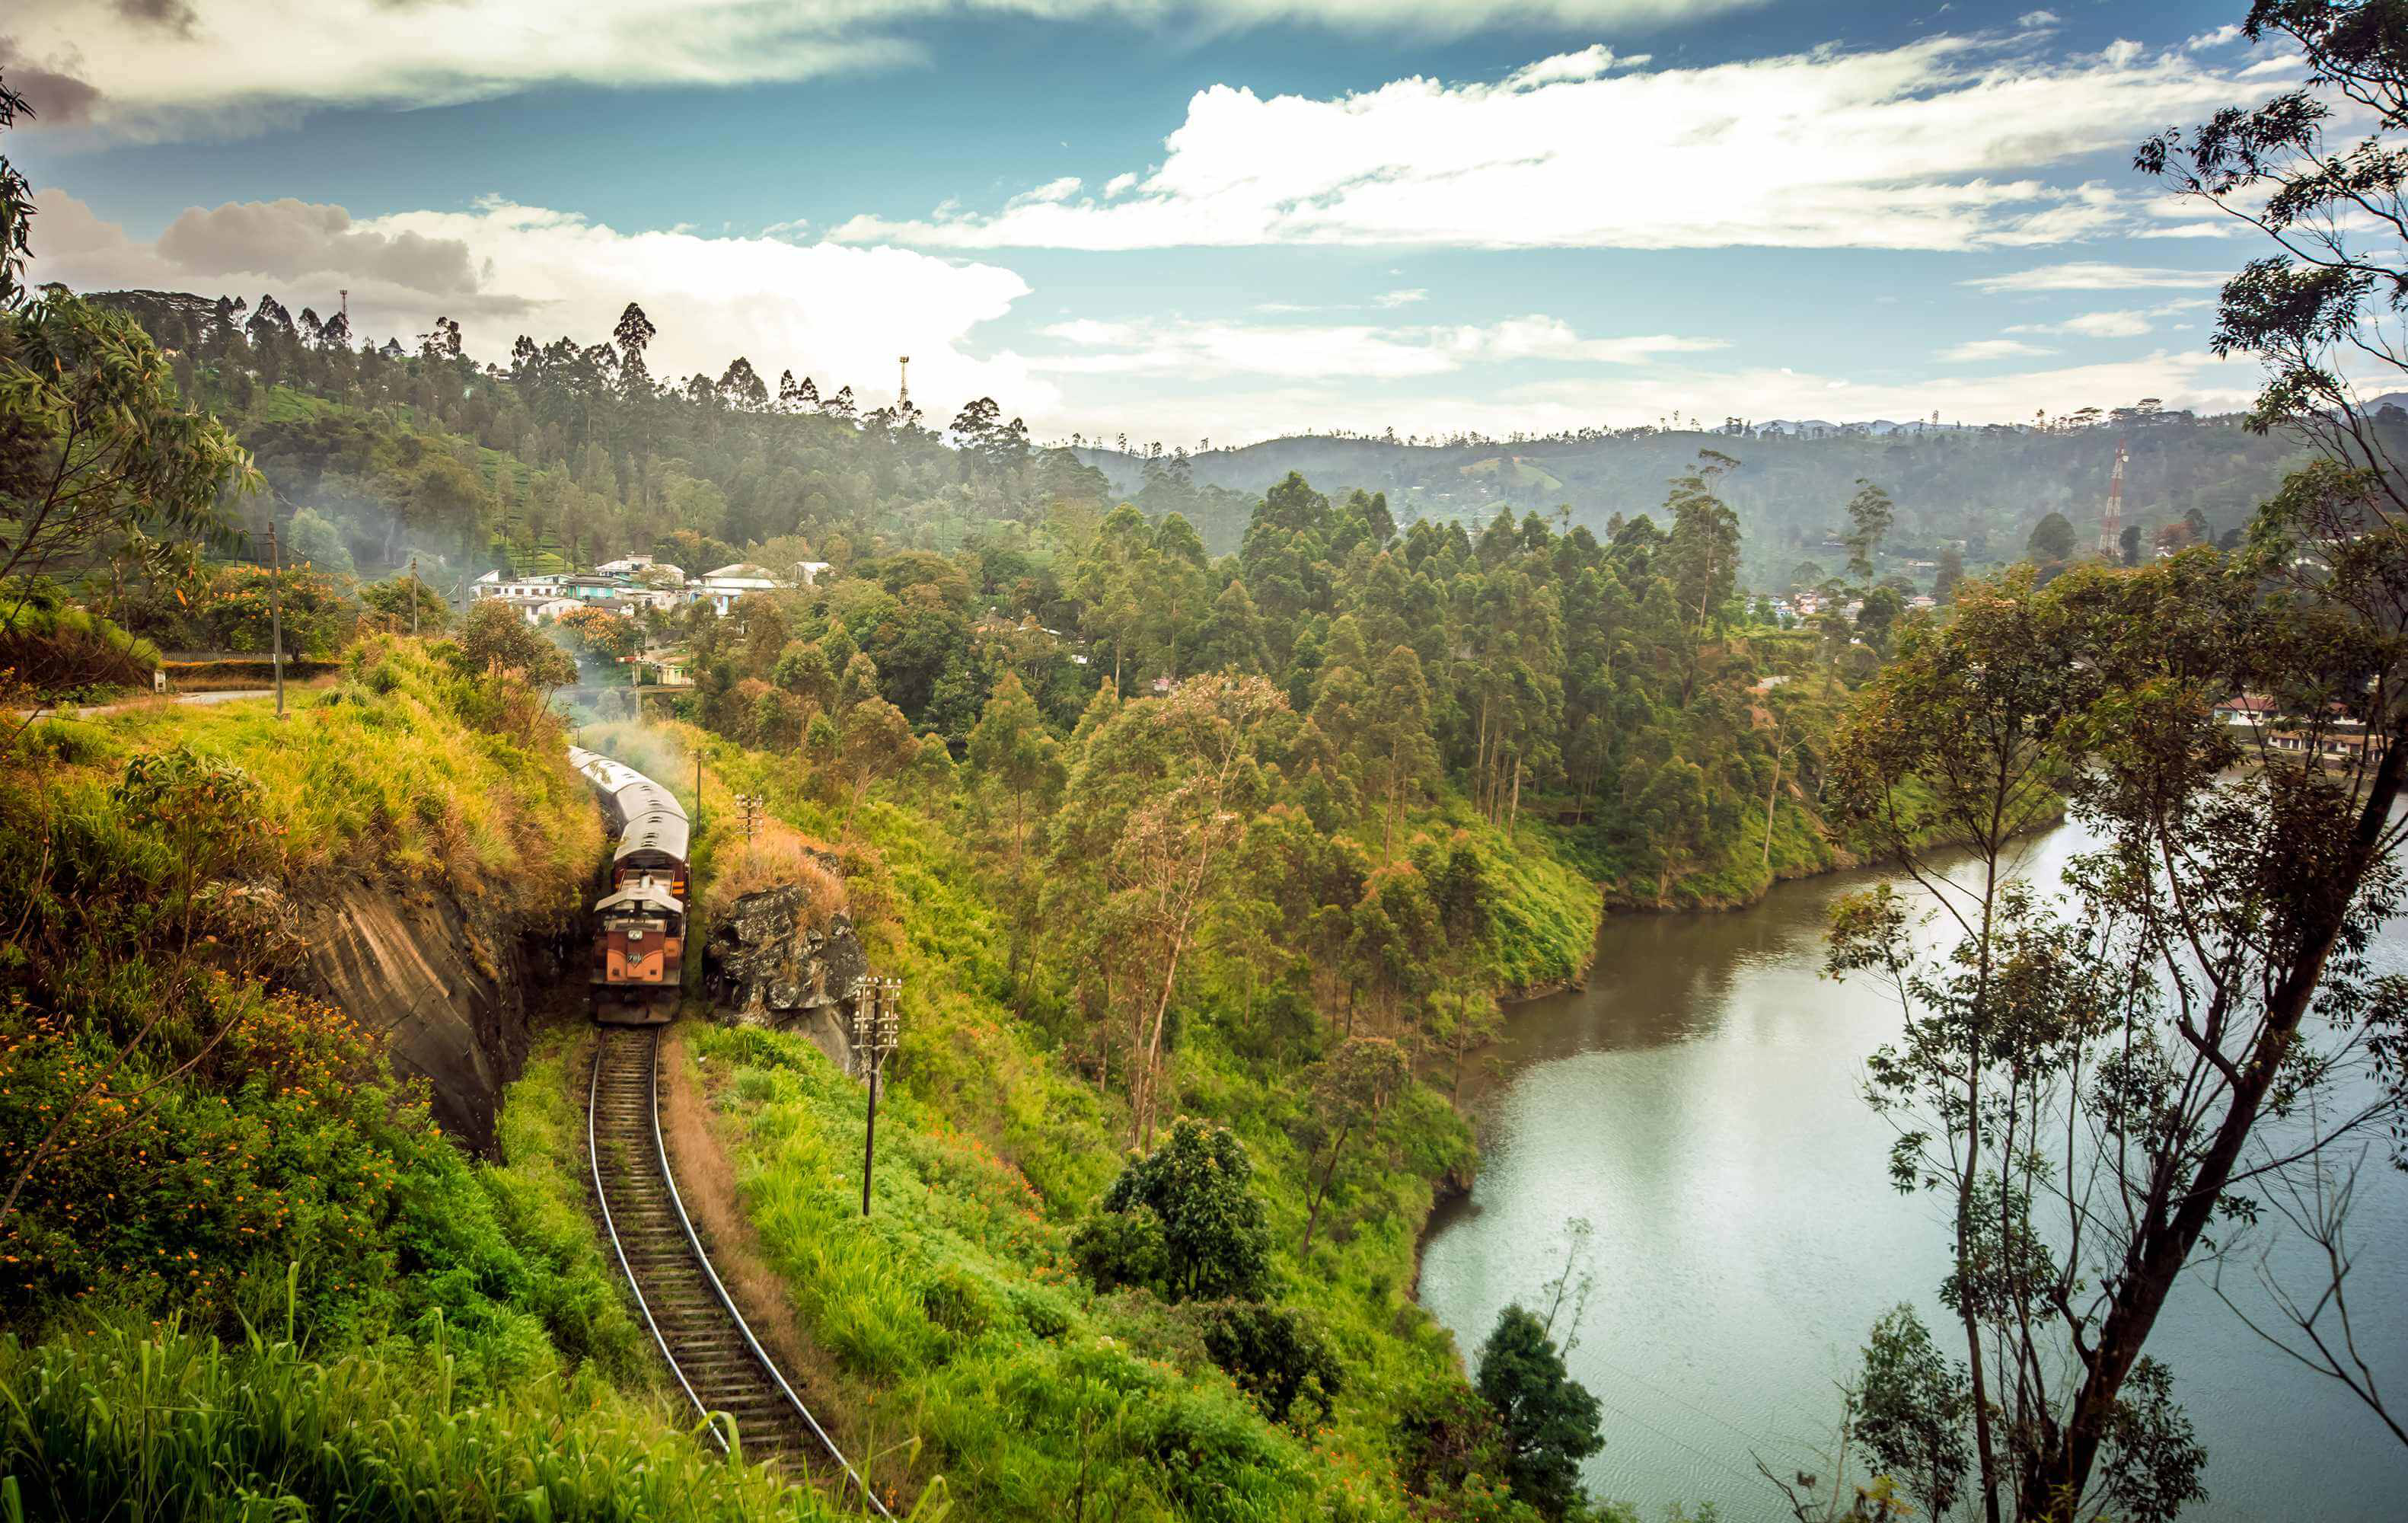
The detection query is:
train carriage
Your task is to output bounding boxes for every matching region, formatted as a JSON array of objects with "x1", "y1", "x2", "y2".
[{"x1": 569, "y1": 746, "x2": 691, "y2": 1025}]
